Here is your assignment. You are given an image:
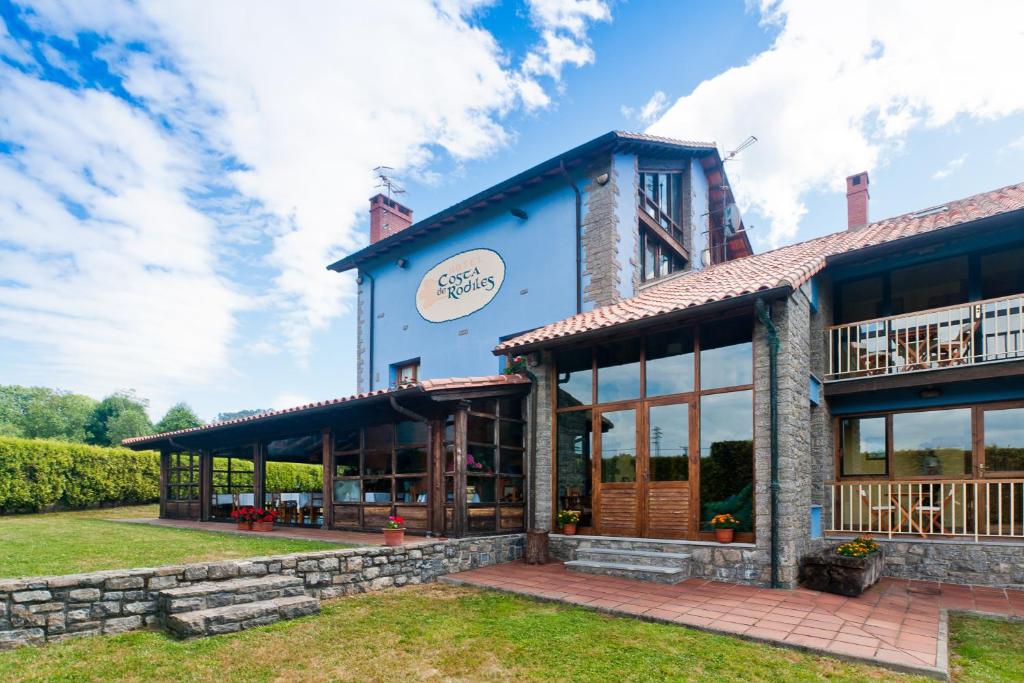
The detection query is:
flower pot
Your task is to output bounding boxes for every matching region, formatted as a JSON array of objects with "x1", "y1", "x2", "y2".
[
  {"x1": 252, "y1": 520, "x2": 274, "y2": 532},
  {"x1": 799, "y1": 546, "x2": 885, "y2": 597},
  {"x1": 561, "y1": 523, "x2": 577, "y2": 536},
  {"x1": 237, "y1": 521, "x2": 252, "y2": 531},
  {"x1": 714, "y1": 528, "x2": 734, "y2": 544},
  {"x1": 383, "y1": 528, "x2": 405, "y2": 546}
]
